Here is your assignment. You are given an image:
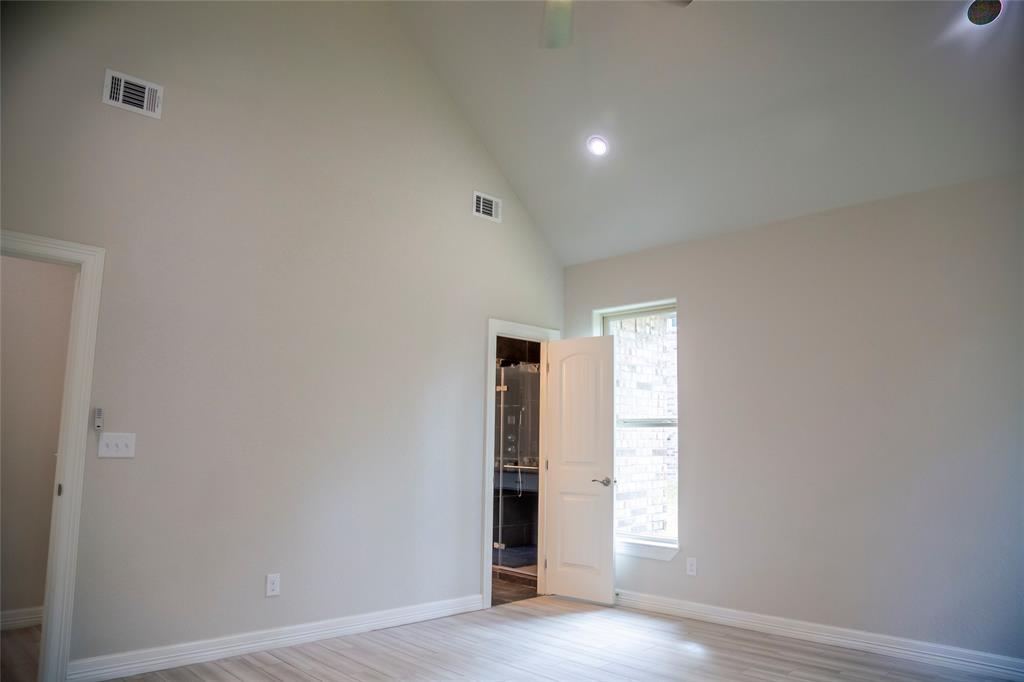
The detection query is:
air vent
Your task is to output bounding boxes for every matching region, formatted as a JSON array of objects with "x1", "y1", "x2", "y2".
[
  {"x1": 102, "y1": 69, "x2": 162, "y2": 119},
  {"x1": 473, "y1": 191, "x2": 502, "y2": 222}
]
